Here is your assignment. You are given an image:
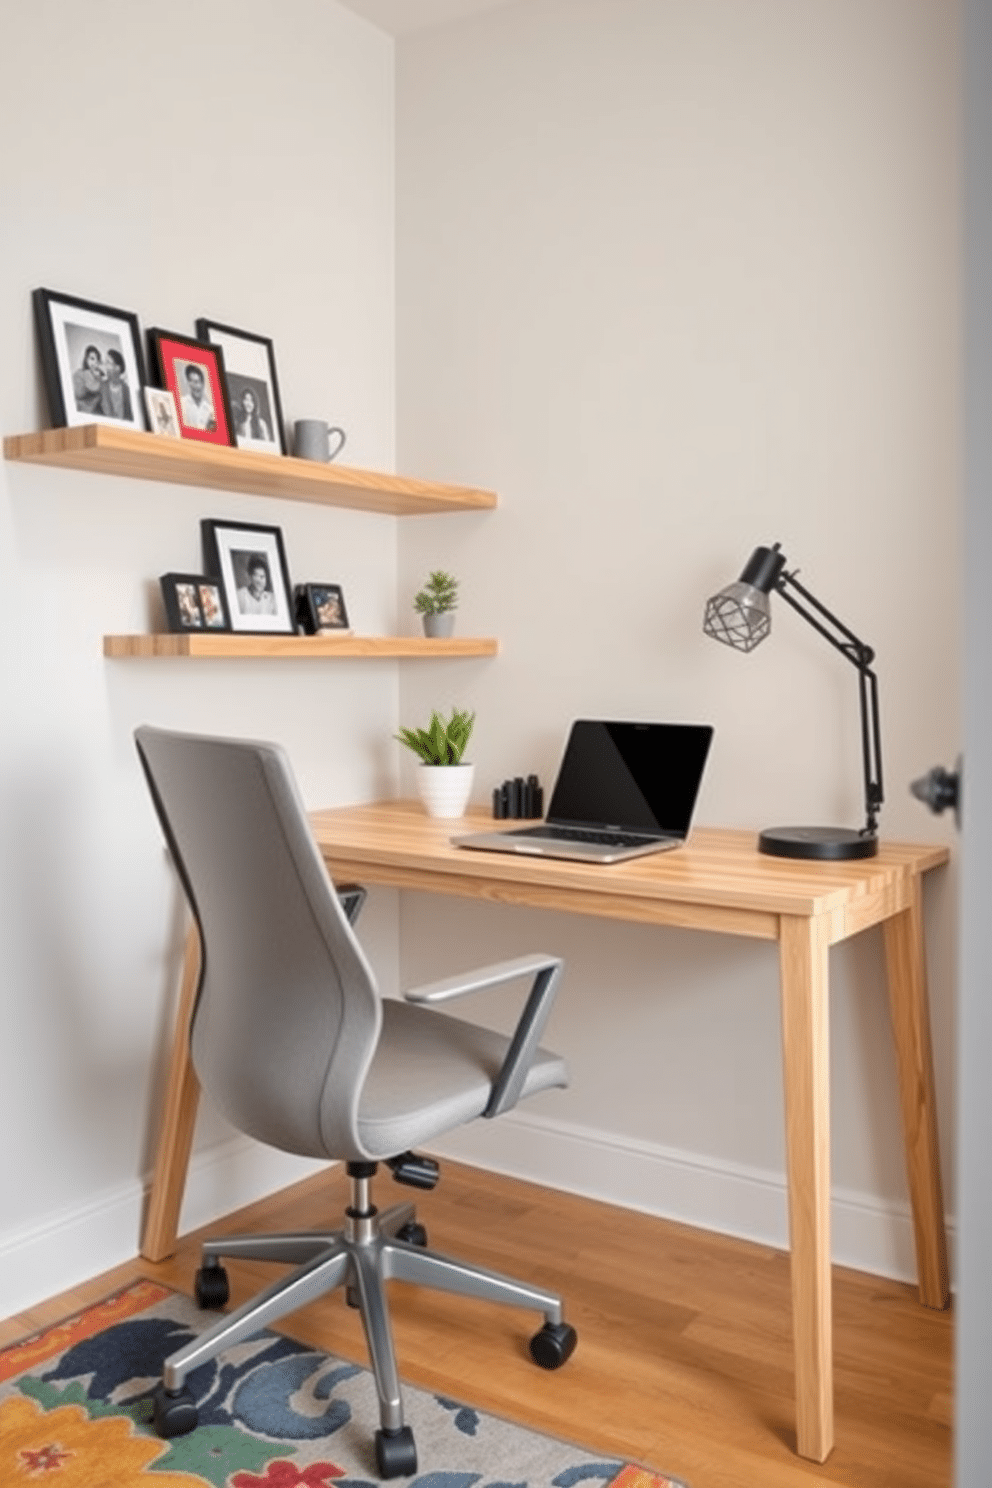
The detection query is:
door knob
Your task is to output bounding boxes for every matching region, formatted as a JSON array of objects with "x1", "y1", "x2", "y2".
[{"x1": 910, "y1": 762, "x2": 960, "y2": 825}]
